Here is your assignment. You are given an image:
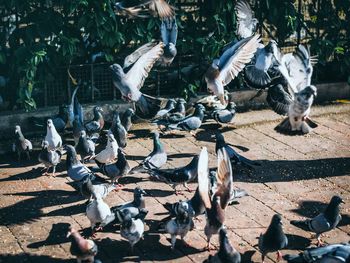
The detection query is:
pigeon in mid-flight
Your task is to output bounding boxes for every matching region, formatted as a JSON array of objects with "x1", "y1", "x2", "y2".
[
  {"x1": 159, "y1": 17, "x2": 178, "y2": 66},
  {"x1": 205, "y1": 34, "x2": 261, "y2": 105},
  {"x1": 290, "y1": 195, "x2": 344, "y2": 246},
  {"x1": 45, "y1": 119, "x2": 62, "y2": 150},
  {"x1": 259, "y1": 214, "x2": 288, "y2": 263},
  {"x1": 13, "y1": 125, "x2": 32, "y2": 161},
  {"x1": 235, "y1": 0, "x2": 258, "y2": 39}
]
